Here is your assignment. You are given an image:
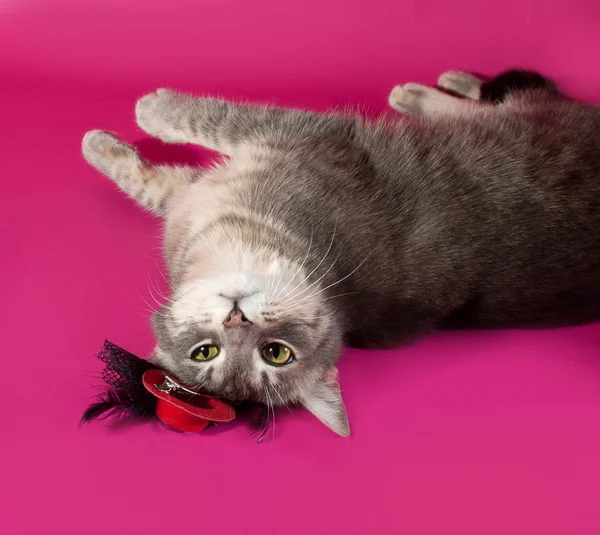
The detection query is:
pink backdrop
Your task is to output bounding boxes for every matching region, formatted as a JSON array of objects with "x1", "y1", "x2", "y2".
[{"x1": 2, "y1": 1, "x2": 600, "y2": 534}]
